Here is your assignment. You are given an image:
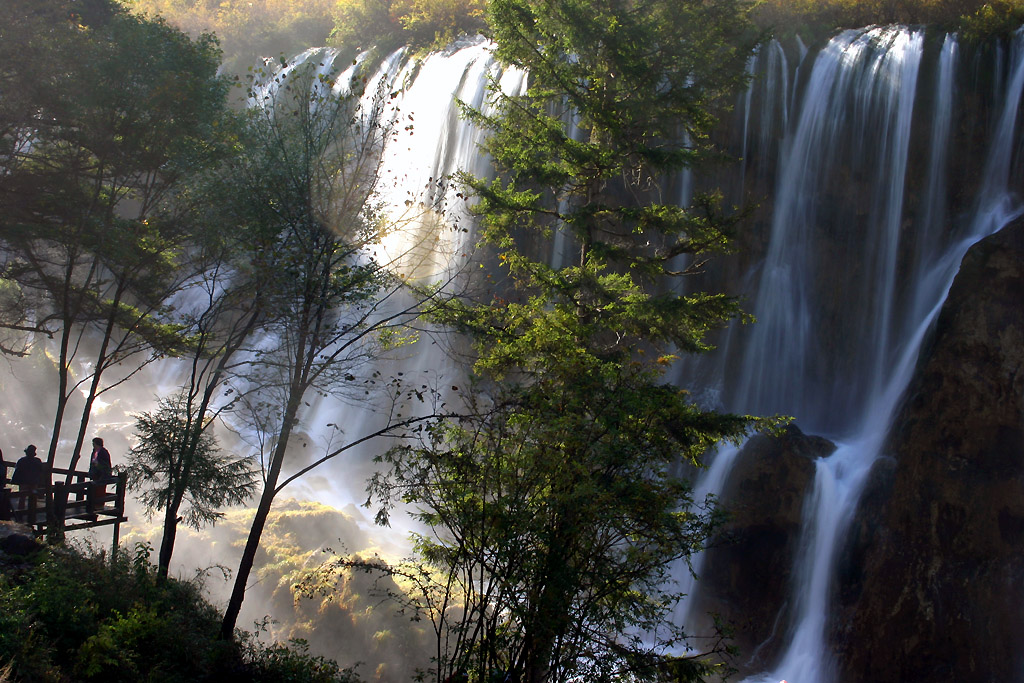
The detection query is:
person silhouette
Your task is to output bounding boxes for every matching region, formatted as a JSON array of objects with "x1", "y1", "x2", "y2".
[
  {"x1": 11, "y1": 445, "x2": 44, "y2": 511},
  {"x1": 87, "y1": 437, "x2": 112, "y2": 515}
]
